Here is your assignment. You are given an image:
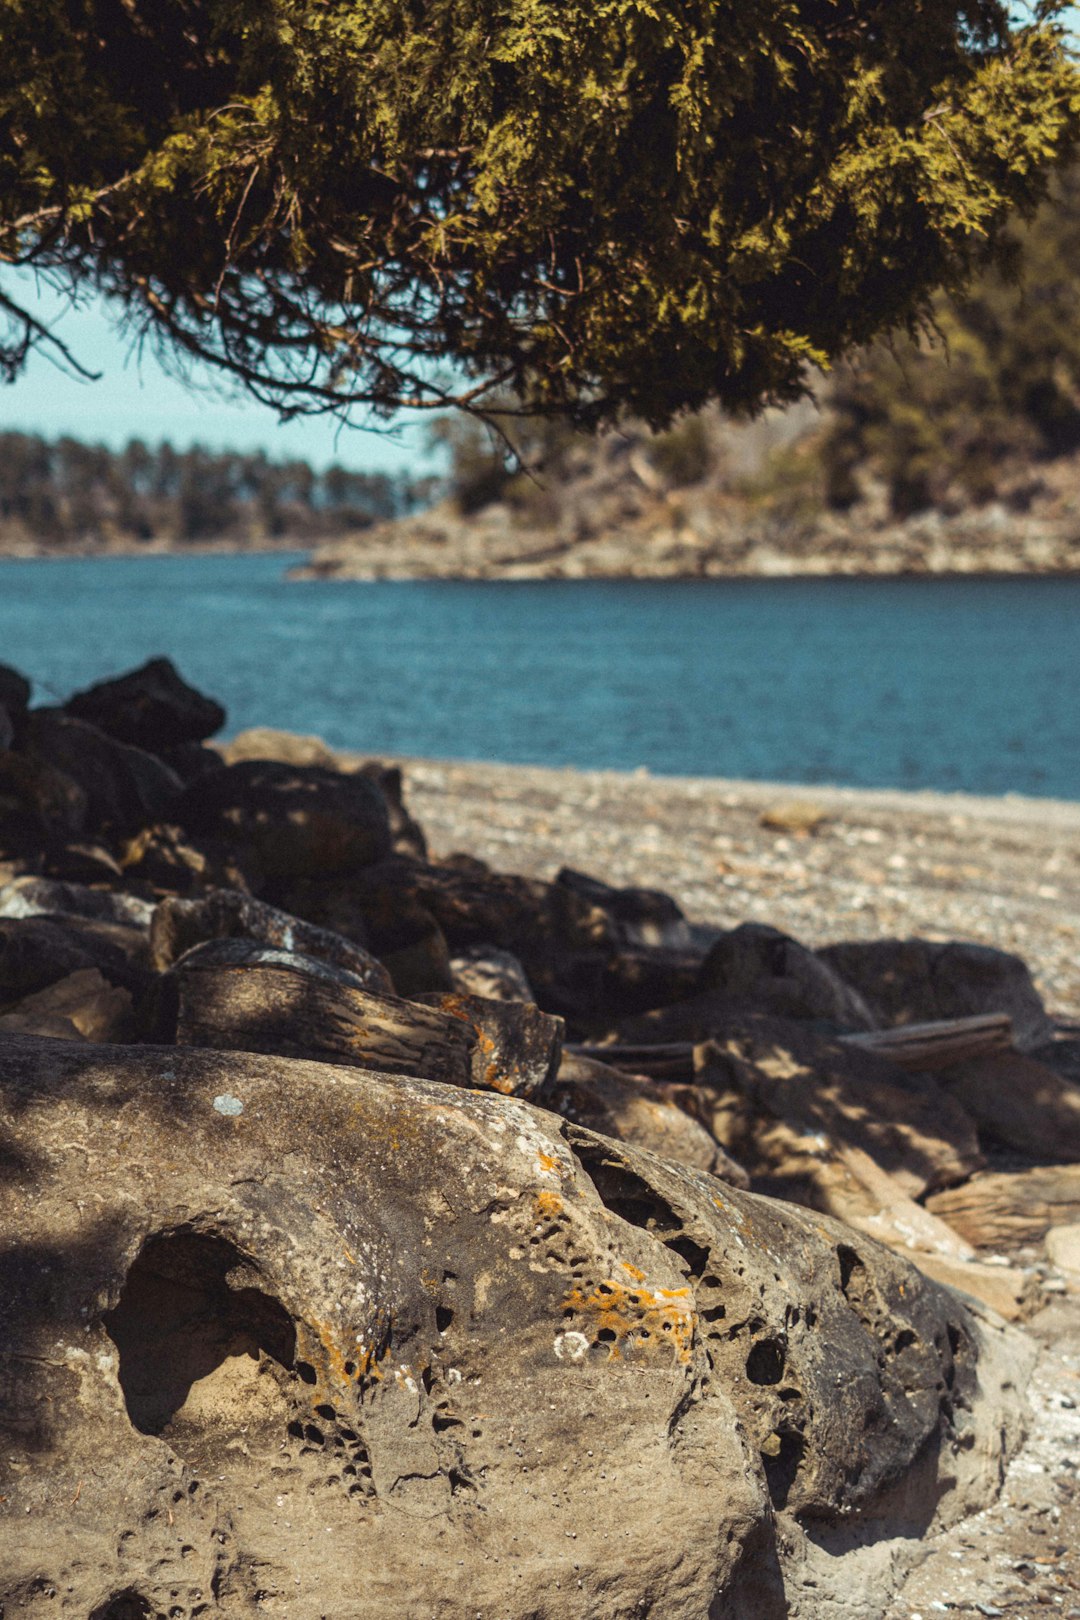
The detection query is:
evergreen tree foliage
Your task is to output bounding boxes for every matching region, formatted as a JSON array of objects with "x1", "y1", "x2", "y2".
[
  {"x1": 1, "y1": 1, "x2": 1078, "y2": 427},
  {"x1": 823, "y1": 164, "x2": 1080, "y2": 514}
]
